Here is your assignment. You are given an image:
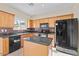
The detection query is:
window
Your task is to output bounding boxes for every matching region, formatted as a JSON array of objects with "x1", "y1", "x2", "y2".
[{"x1": 14, "y1": 17, "x2": 26, "y2": 30}]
